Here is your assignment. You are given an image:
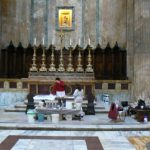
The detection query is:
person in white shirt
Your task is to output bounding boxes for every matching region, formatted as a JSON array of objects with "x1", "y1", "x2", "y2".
[{"x1": 73, "y1": 84, "x2": 84, "y2": 117}]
